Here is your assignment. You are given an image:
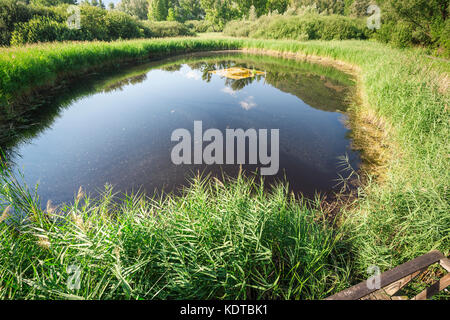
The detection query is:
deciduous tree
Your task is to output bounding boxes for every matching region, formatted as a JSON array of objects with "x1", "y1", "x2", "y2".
[{"x1": 148, "y1": 0, "x2": 168, "y2": 20}]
